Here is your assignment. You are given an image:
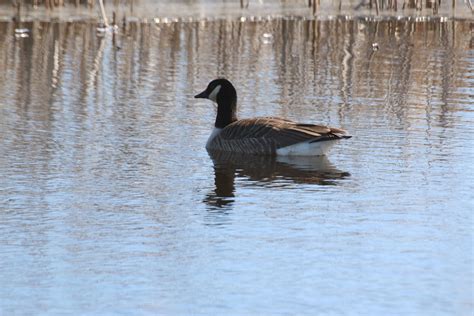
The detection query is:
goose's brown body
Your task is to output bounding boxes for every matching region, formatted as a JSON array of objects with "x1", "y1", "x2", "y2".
[{"x1": 206, "y1": 117, "x2": 350, "y2": 155}]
